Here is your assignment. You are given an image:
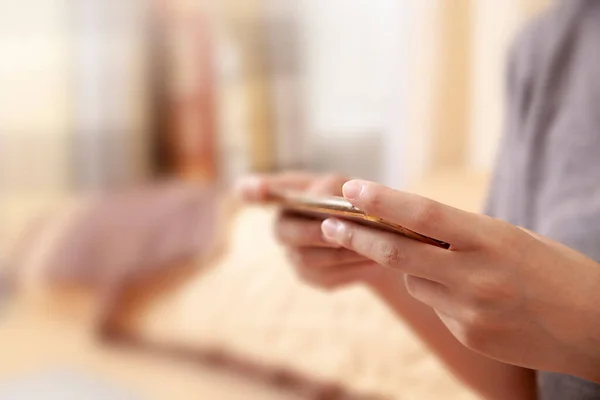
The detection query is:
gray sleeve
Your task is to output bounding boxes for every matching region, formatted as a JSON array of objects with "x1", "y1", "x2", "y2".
[
  {"x1": 483, "y1": 23, "x2": 536, "y2": 218},
  {"x1": 534, "y1": 7, "x2": 600, "y2": 262}
]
